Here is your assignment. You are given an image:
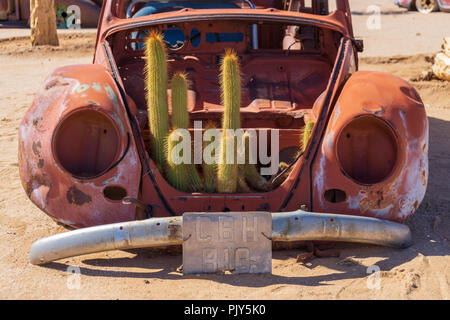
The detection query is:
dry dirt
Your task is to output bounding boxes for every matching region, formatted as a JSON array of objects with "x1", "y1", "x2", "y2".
[{"x1": 0, "y1": 18, "x2": 449, "y2": 299}]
